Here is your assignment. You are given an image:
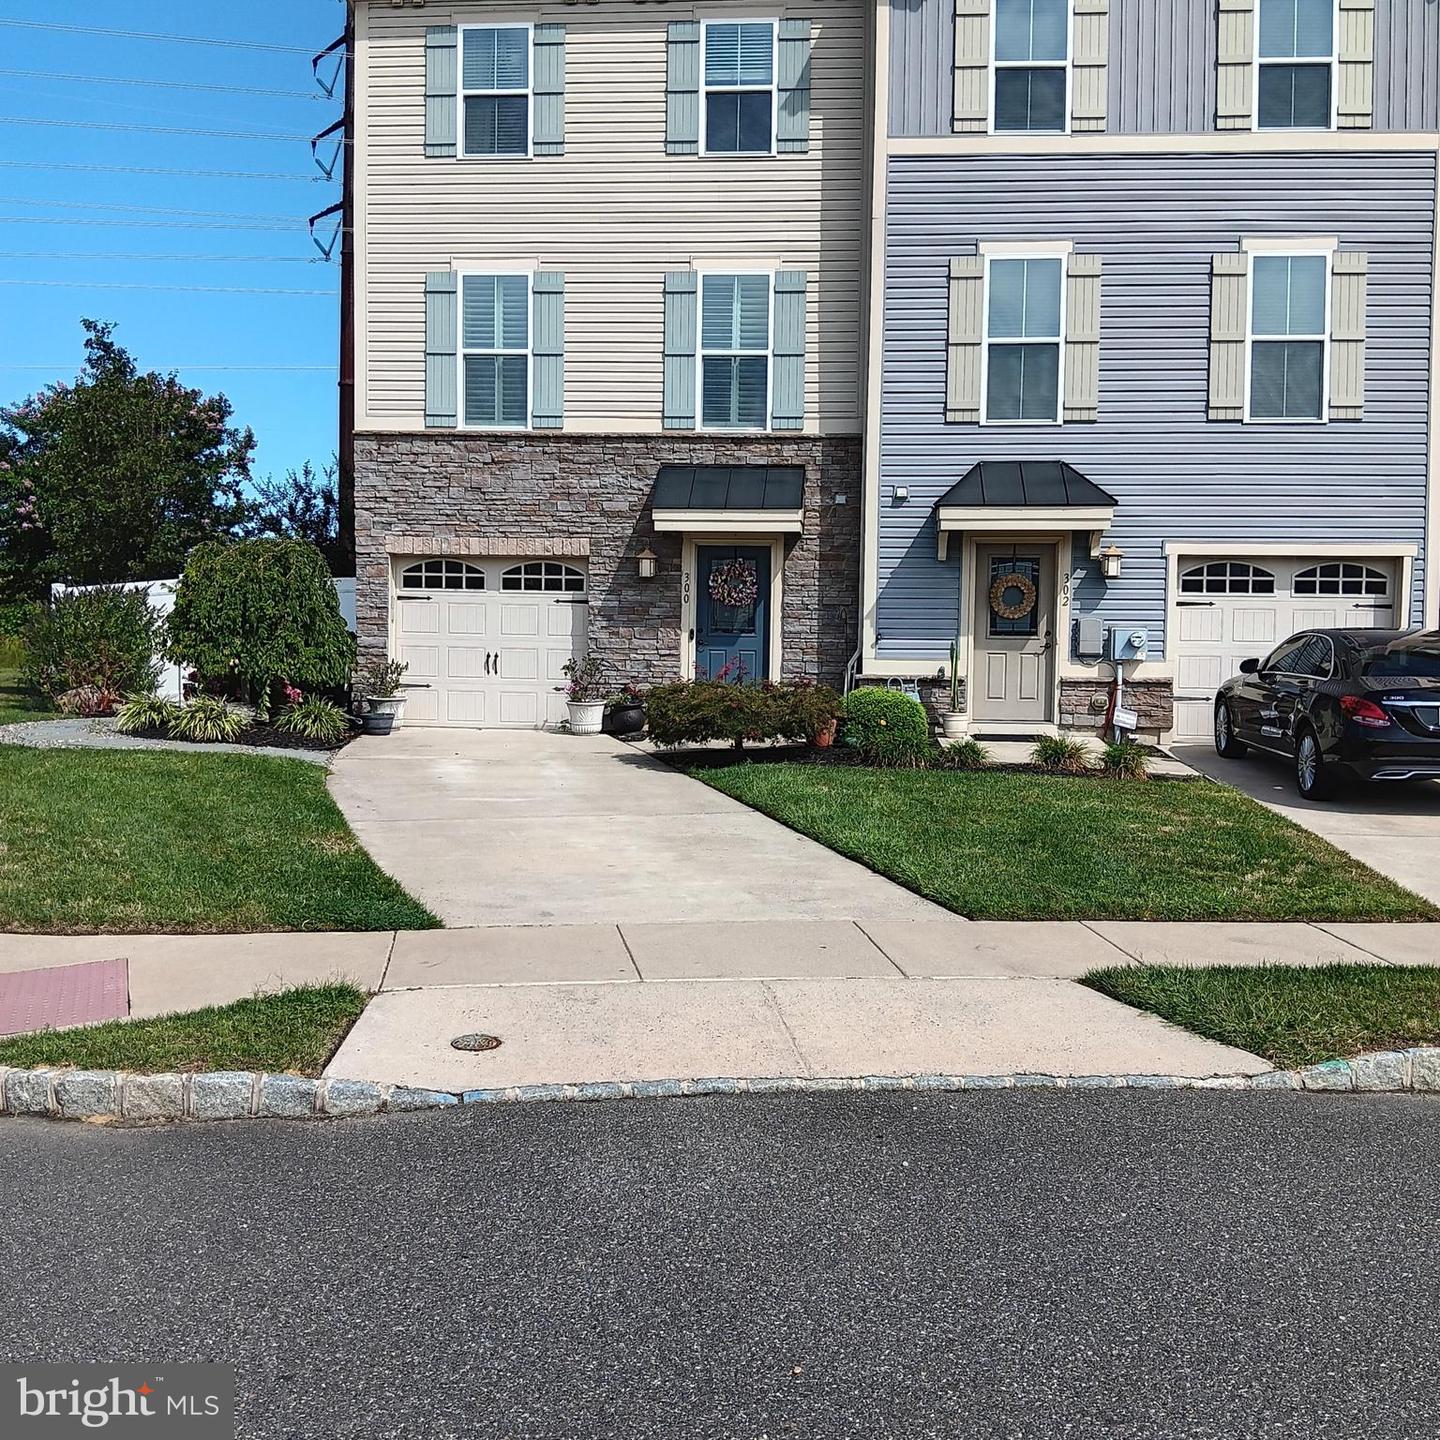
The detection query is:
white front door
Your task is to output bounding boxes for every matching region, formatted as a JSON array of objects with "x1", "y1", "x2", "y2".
[
  {"x1": 1172, "y1": 556, "x2": 1400, "y2": 741},
  {"x1": 971, "y1": 544, "x2": 1057, "y2": 727},
  {"x1": 392, "y1": 557, "x2": 588, "y2": 729}
]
